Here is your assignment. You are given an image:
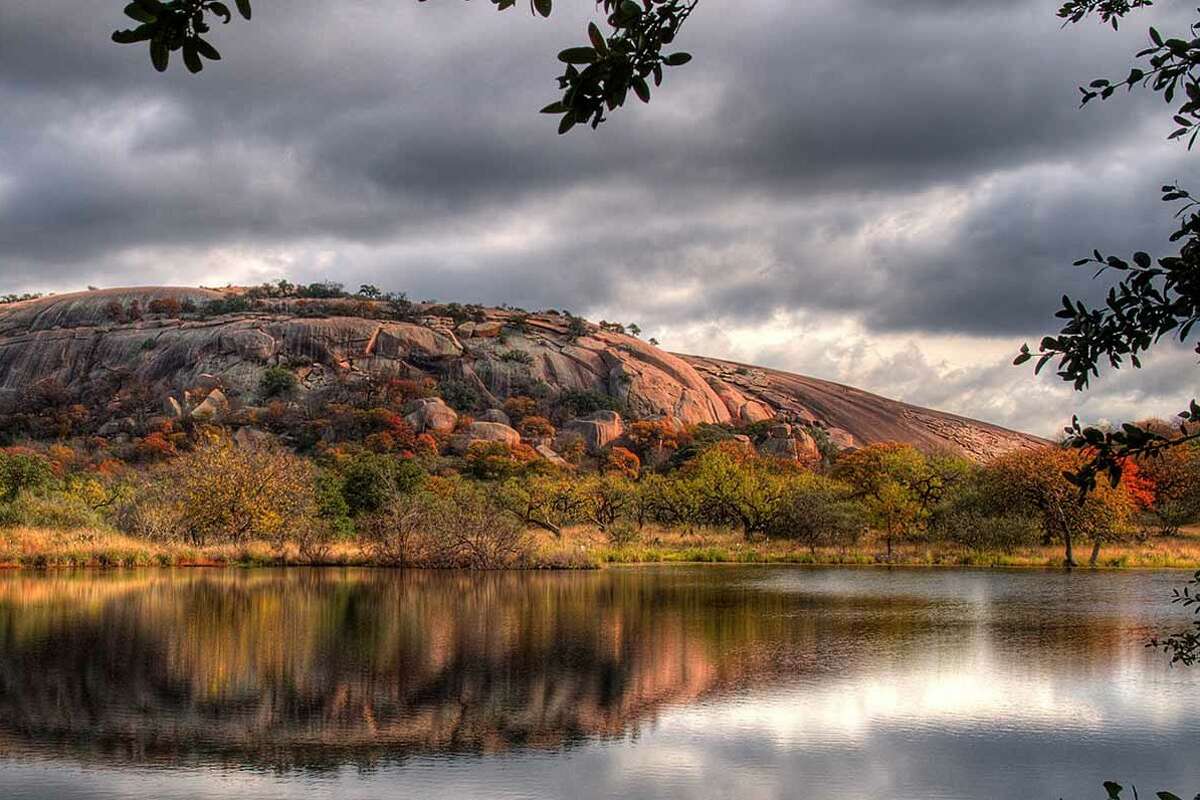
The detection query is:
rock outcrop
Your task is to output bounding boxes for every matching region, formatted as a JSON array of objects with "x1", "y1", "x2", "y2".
[
  {"x1": 0, "y1": 287, "x2": 1046, "y2": 460},
  {"x1": 450, "y1": 421, "x2": 522, "y2": 455},
  {"x1": 404, "y1": 398, "x2": 459, "y2": 434},
  {"x1": 565, "y1": 411, "x2": 626, "y2": 454}
]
